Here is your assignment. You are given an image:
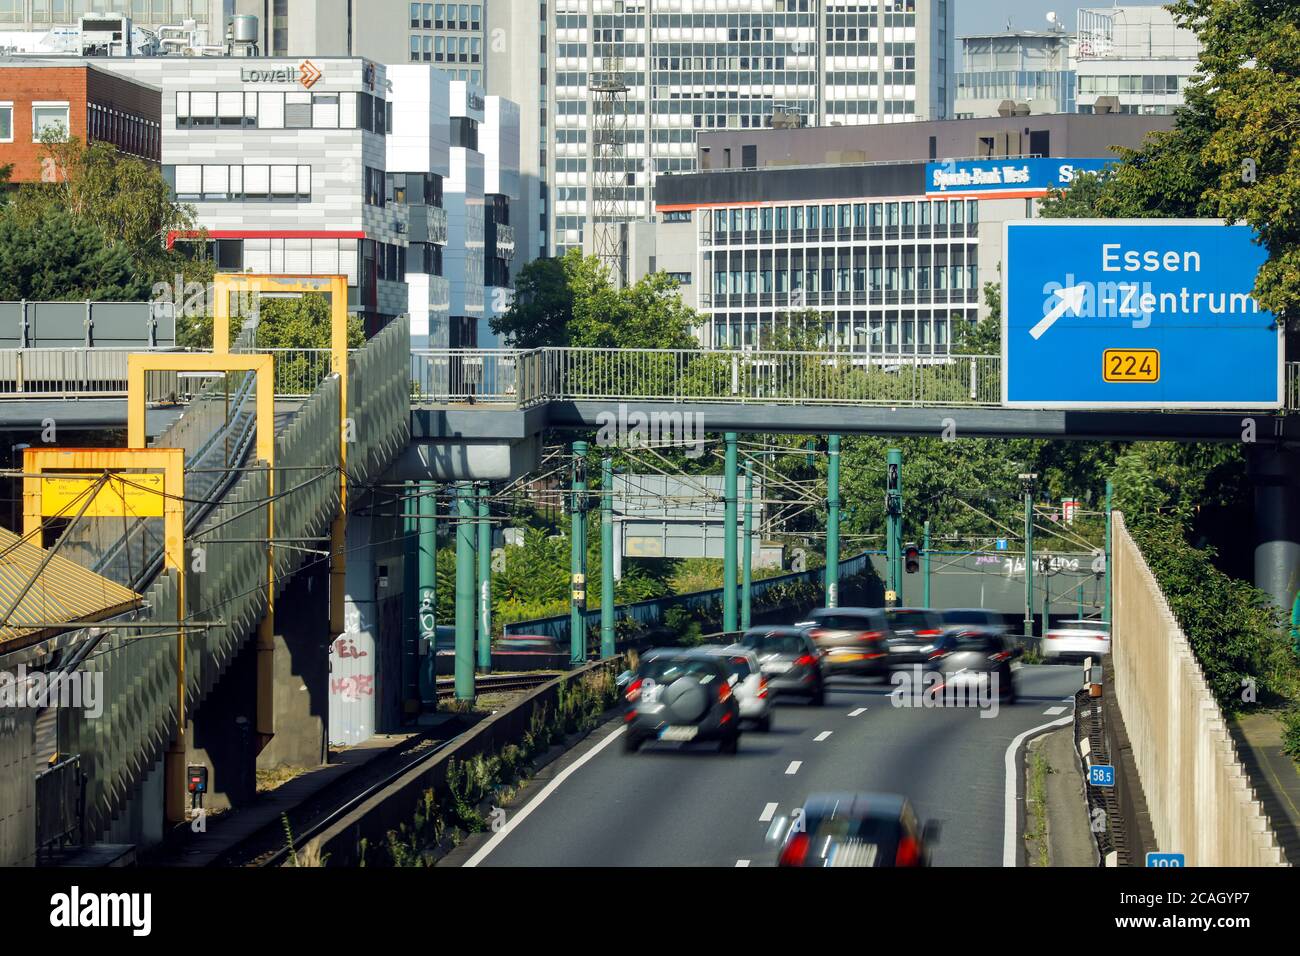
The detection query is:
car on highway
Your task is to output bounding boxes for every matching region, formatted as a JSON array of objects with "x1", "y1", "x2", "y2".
[
  {"x1": 494, "y1": 634, "x2": 562, "y2": 655},
  {"x1": 800, "y1": 607, "x2": 890, "y2": 679},
  {"x1": 1042, "y1": 619, "x2": 1111, "y2": 660},
  {"x1": 695, "y1": 645, "x2": 773, "y2": 731},
  {"x1": 939, "y1": 607, "x2": 1009, "y2": 636},
  {"x1": 622, "y1": 649, "x2": 742, "y2": 754},
  {"x1": 883, "y1": 607, "x2": 946, "y2": 668},
  {"x1": 774, "y1": 792, "x2": 940, "y2": 867},
  {"x1": 931, "y1": 628, "x2": 1021, "y2": 703},
  {"x1": 736, "y1": 626, "x2": 827, "y2": 706}
]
